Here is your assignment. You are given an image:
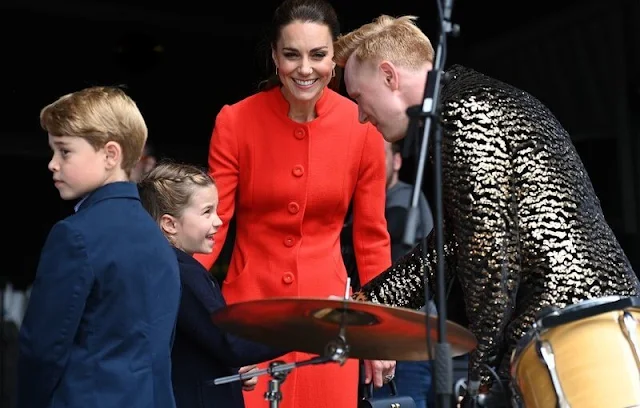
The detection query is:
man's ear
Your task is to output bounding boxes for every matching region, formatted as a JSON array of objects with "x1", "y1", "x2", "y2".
[
  {"x1": 103, "y1": 141, "x2": 123, "y2": 170},
  {"x1": 160, "y1": 214, "x2": 178, "y2": 236},
  {"x1": 379, "y1": 61, "x2": 399, "y2": 91},
  {"x1": 393, "y1": 152, "x2": 402, "y2": 172}
]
